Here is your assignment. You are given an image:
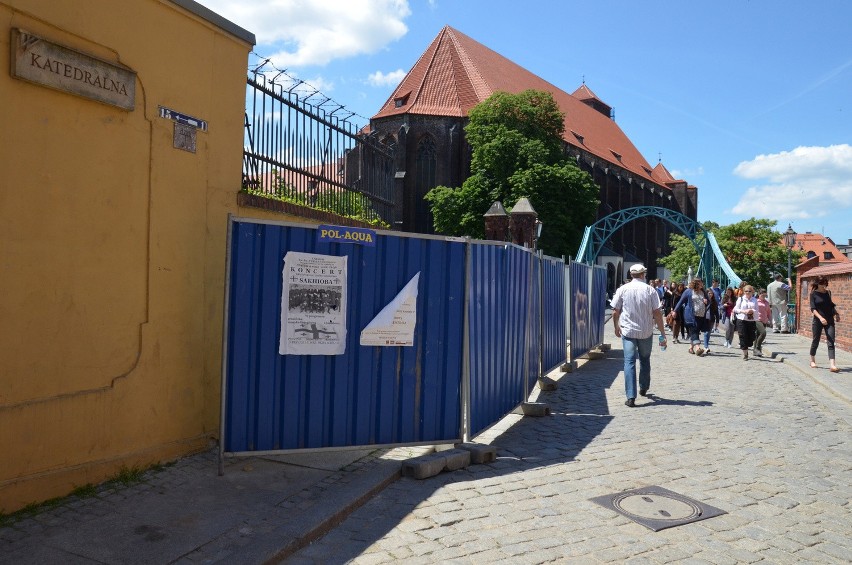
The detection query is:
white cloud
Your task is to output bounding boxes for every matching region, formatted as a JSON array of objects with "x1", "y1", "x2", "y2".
[
  {"x1": 730, "y1": 144, "x2": 852, "y2": 220},
  {"x1": 196, "y1": 0, "x2": 411, "y2": 67},
  {"x1": 670, "y1": 166, "x2": 704, "y2": 179},
  {"x1": 367, "y1": 69, "x2": 406, "y2": 87}
]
